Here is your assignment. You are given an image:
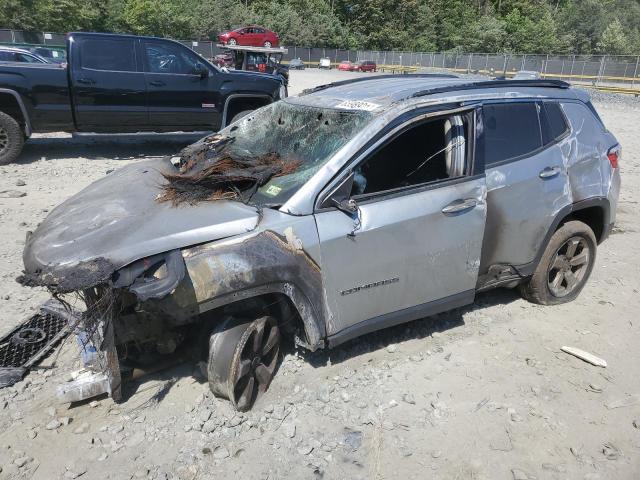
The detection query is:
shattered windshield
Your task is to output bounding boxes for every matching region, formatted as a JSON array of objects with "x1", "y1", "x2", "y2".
[{"x1": 158, "y1": 101, "x2": 373, "y2": 207}]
